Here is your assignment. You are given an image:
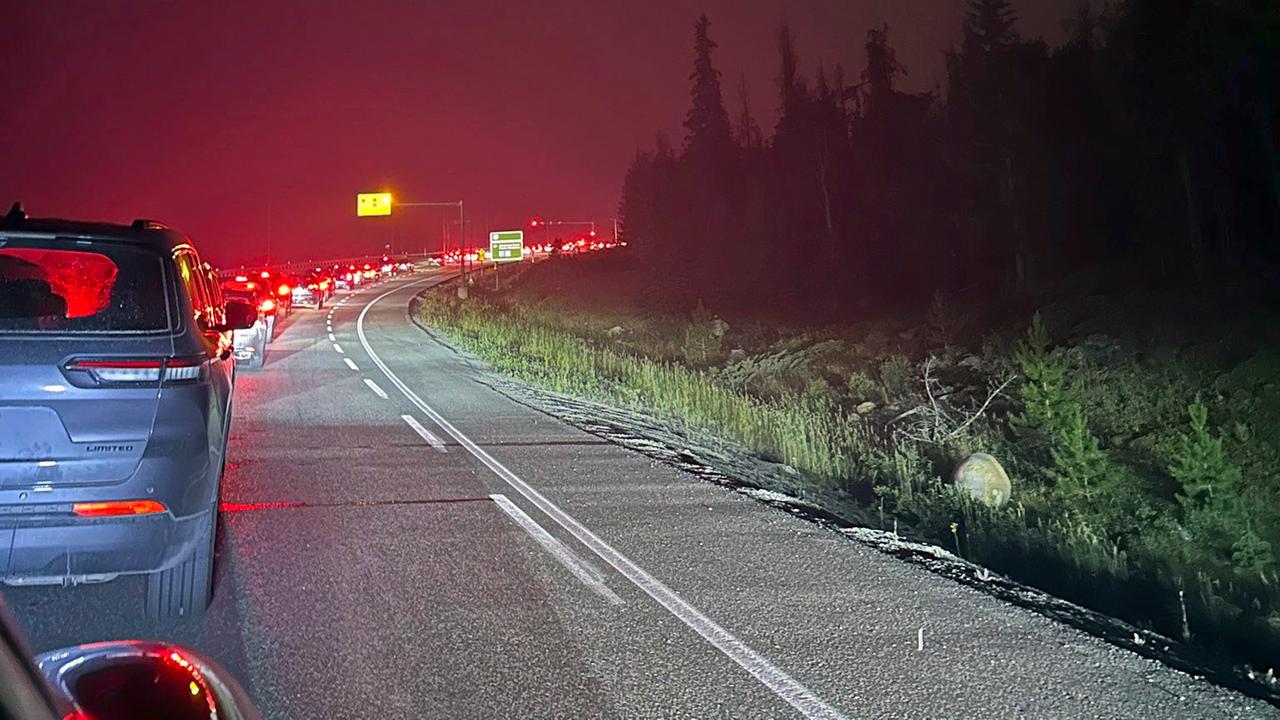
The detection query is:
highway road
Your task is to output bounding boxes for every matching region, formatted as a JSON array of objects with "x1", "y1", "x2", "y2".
[{"x1": 3, "y1": 268, "x2": 1273, "y2": 719}]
